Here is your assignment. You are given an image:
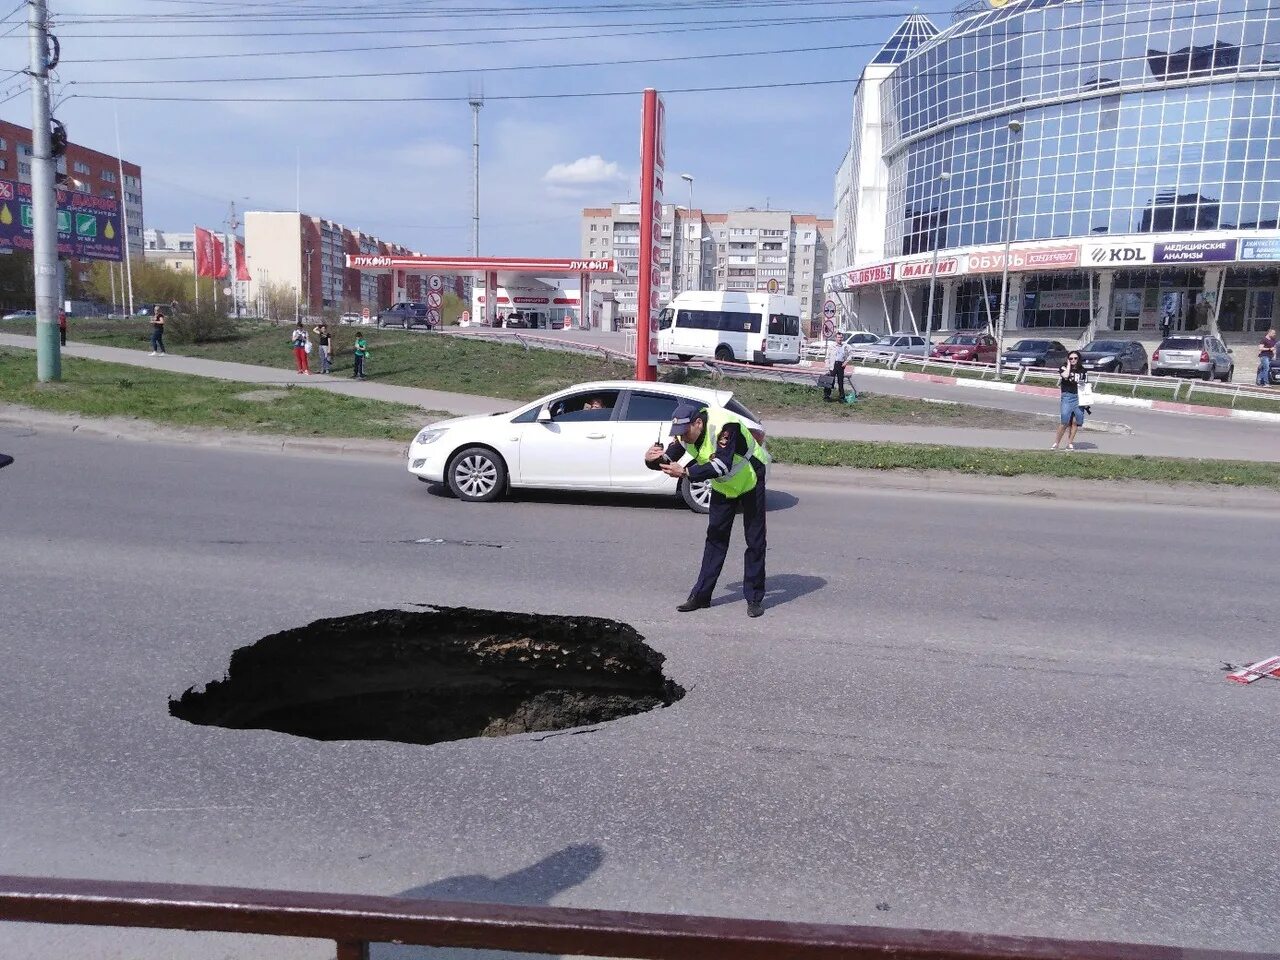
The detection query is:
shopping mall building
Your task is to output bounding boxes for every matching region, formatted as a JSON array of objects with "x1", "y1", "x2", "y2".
[{"x1": 829, "y1": 0, "x2": 1280, "y2": 339}]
